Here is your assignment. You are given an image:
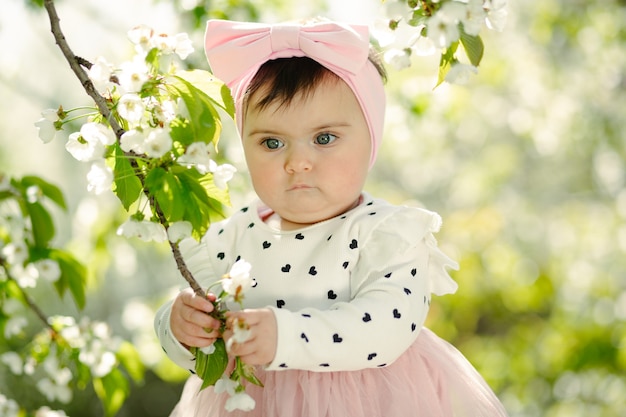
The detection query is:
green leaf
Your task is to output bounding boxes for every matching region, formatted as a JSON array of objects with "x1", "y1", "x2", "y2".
[
  {"x1": 435, "y1": 41, "x2": 459, "y2": 88},
  {"x1": 20, "y1": 176, "x2": 67, "y2": 210},
  {"x1": 112, "y1": 146, "x2": 143, "y2": 210},
  {"x1": 93, "y1": 368, "x2": 129, "y2": 417},
  {"x1": 174, "y1": 70, "x2": 235, "y2": 118},
  {"x1": 166, "y1": 75, "x2": 222, "y2": 146},
  {"x1": 26, "y1": 201, "x2": 54, "y2": 248},
  {"x1": 176, "y1": 169, "x2": 228, "y2": 238},
  {"x1": 460, "y1": 30, "x2": 484, "y2": 67},
  {"x1": 50, "y1": 249, "x2": 87, "y2": 310},
  {"x1": 145, "y1": 167, "x2": 186, "y2": 223},
  {"x1": 117, "y1": 341, "x2": 145, "y2": 383},
  {"x1": 193, "y1": 339, "x2": 229, "y2": 390}
]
